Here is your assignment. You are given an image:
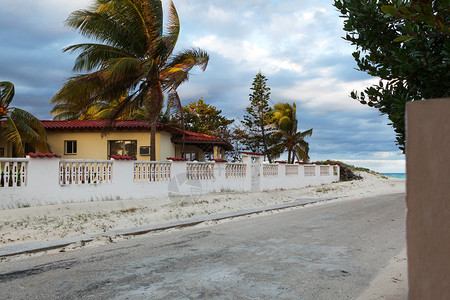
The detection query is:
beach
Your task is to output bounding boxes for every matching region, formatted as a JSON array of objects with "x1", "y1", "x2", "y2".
[{"x1": 0, "y1": 171, "x2": 405, "y2": 250}]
